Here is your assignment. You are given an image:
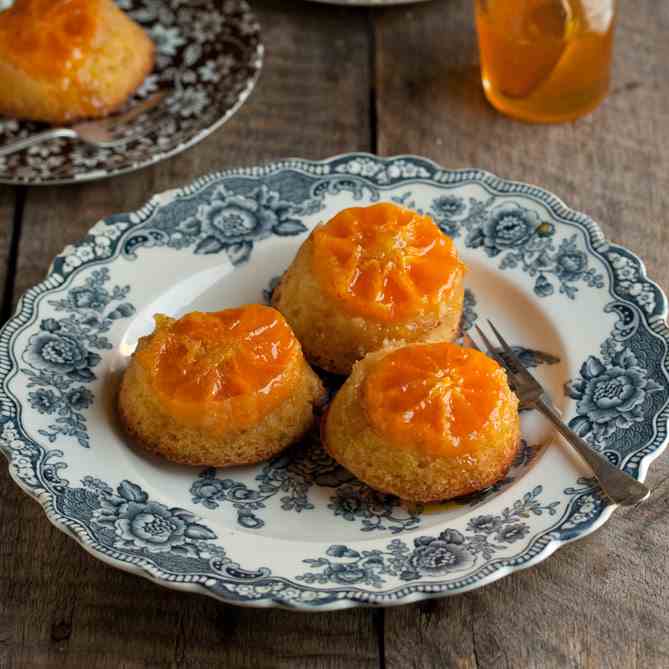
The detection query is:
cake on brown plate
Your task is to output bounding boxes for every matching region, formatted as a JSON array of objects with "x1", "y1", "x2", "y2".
[
  {"x1": 0, "y1": 0, "x2": 155, "y2": 123},
  {"x1": 272, "y1": 202, "x2": 466, "y2": 375},
  {"x1": 118, "y1": 306, "x2": 325, "y2": 467},
  {"x1": 322, "y1": 341, "x2": 520, "y2": 503}
]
